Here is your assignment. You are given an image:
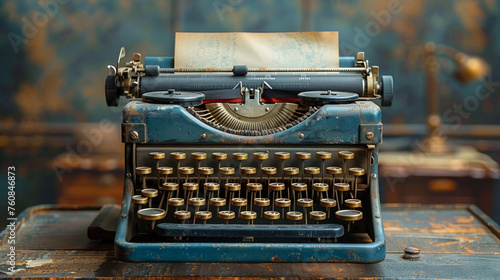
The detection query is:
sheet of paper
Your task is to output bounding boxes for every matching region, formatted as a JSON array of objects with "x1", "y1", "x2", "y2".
[{"x1": 174, "y1": 32, "x2": 339, "y2": 68}]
